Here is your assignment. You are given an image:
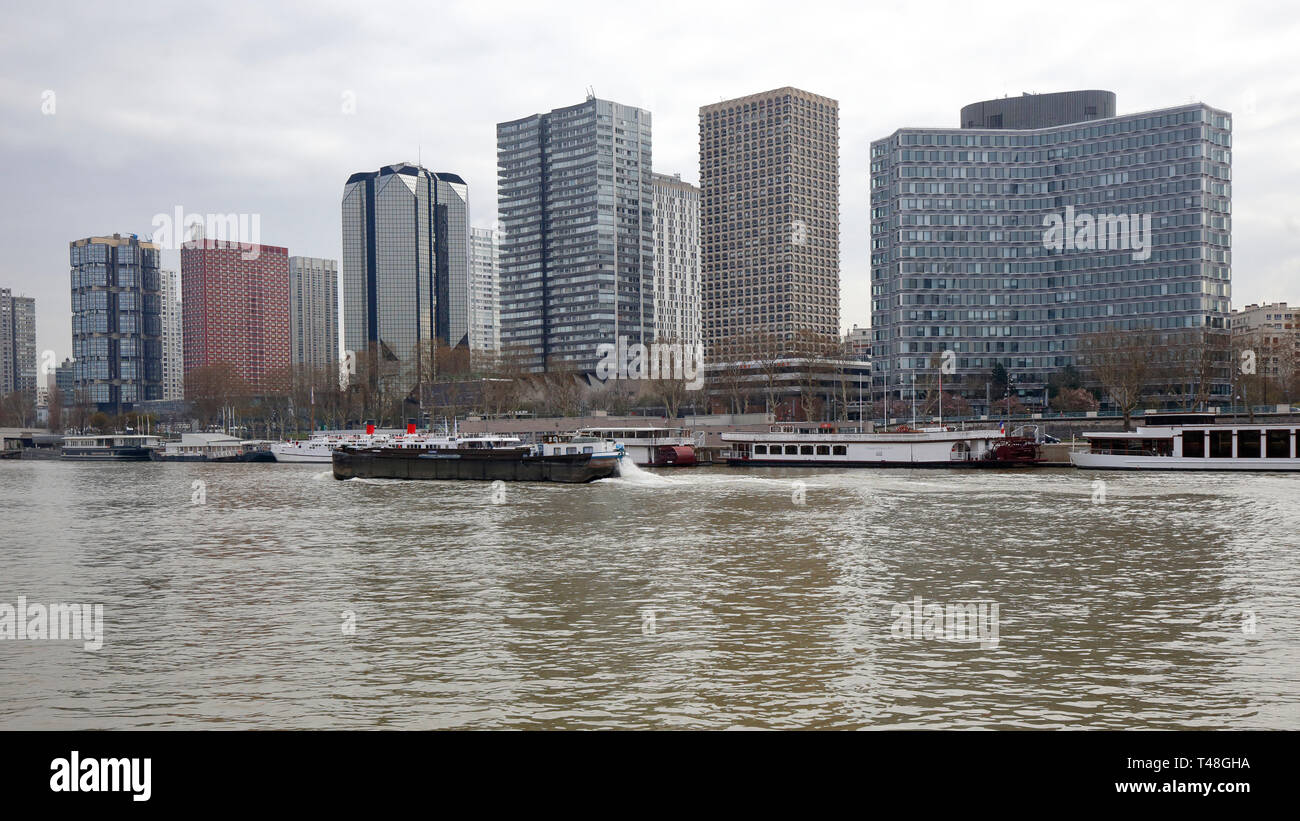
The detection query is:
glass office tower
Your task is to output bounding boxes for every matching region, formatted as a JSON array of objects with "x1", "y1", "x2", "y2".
[
  {"x1": 870, "y1": 92, "x2": 1233, "y2": 410},
  {"x1": 341, "y1": 163, "x2": 470, "y2": 392}
]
